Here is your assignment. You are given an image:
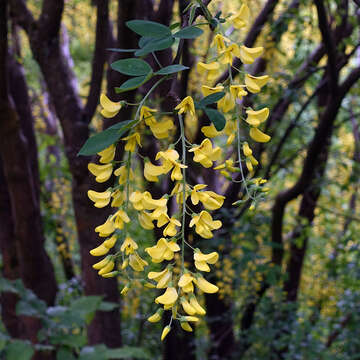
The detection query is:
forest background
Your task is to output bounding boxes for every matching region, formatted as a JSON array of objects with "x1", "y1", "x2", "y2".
[{"x1": 1, "y1": 0, "x2": 360, "y2": 359}]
